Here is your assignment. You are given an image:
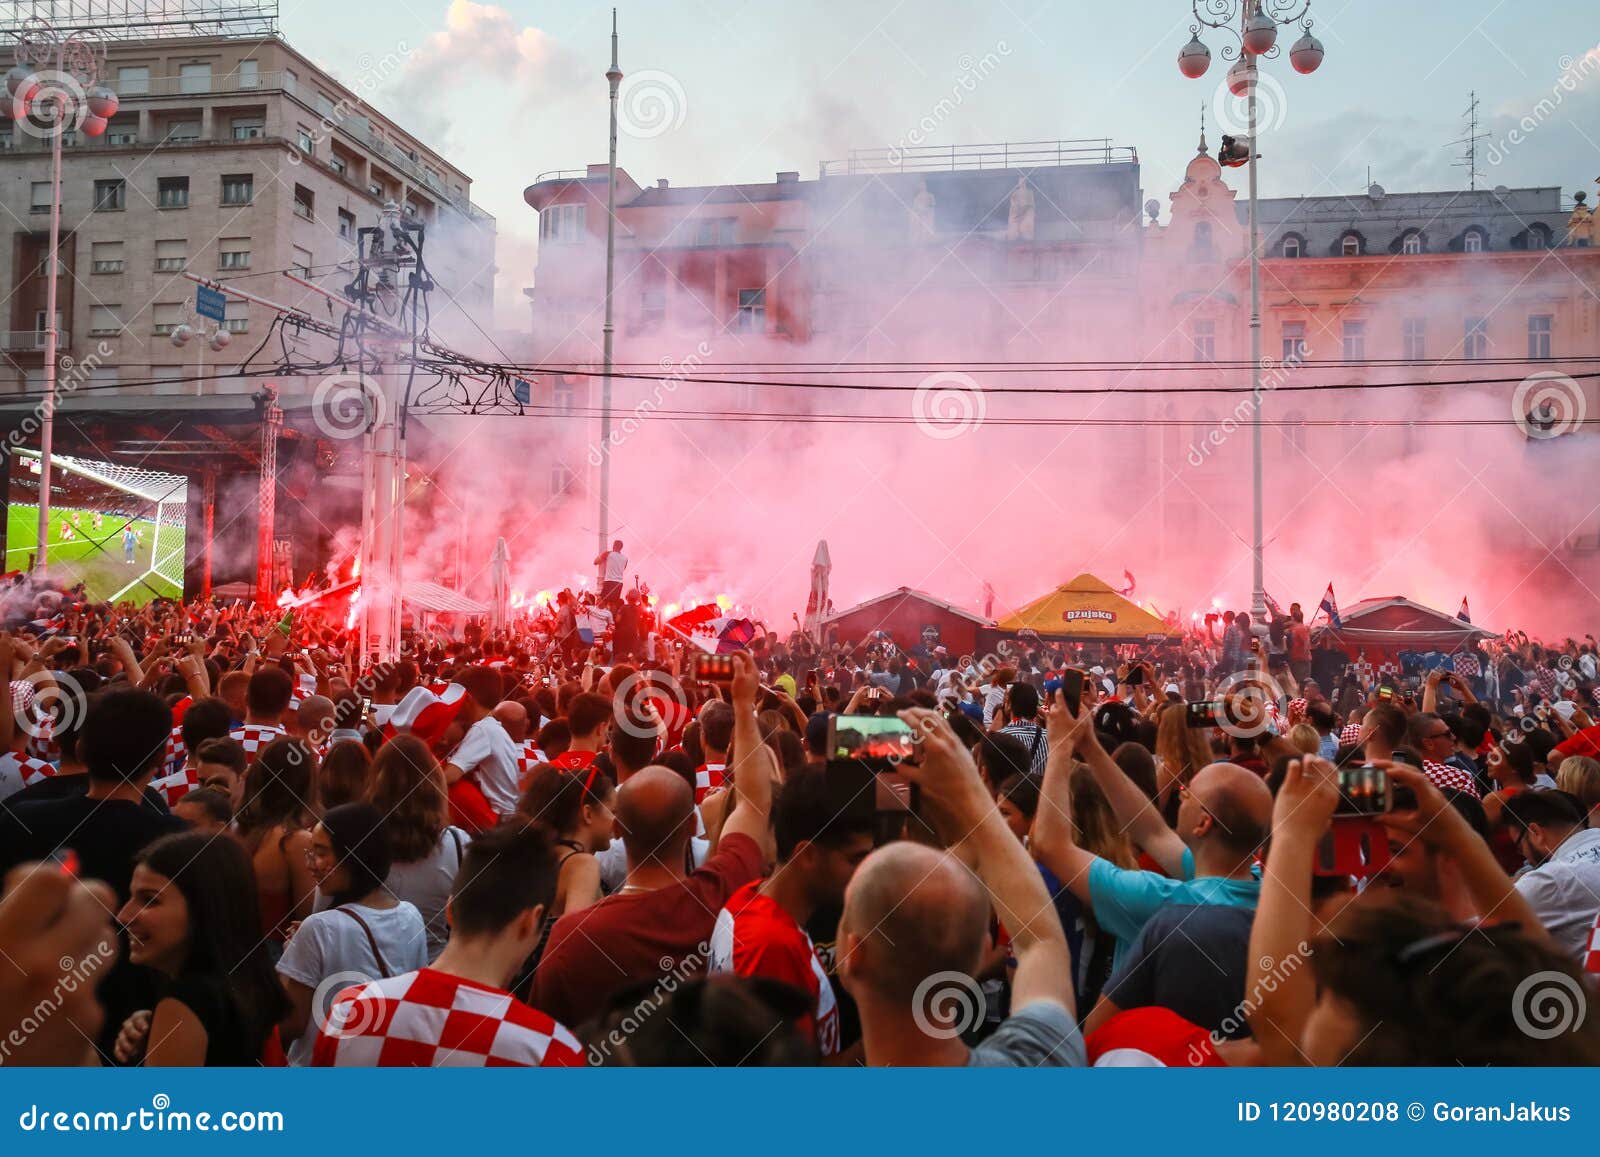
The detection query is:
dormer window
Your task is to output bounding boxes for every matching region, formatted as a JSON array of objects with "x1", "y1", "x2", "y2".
[
  {"x1": 1282, "y1": 235, "x2": 1300, "y2": 258},
  {"x1": 1341, "y1": 234, "x2": 1360, "y2": 256},
  {"x1": 1464, "y1": 229, "x2": 1484, "y2": 253},
  {"x1": 1401, "y1": 232, "x2": 1421, "y2": 254}
]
